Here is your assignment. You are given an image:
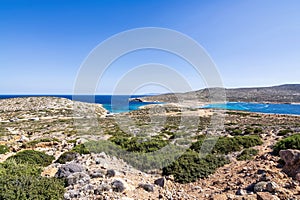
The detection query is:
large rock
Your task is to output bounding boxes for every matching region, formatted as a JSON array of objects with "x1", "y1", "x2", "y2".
[
  {"x1": 66, "y1": 172, "x2": 90, "y2": 186},
  {"x1": 279, "y1": 149, "x2": 300, "y2": 181},
  {"x1": 254, "y1": 181, "x2": 268, "y2": 193},
  {"x1": 111, "y1": 180, "x2": 126, "y2": 192},
  {"x1": 154, "y1": 177, "x2": 166, "y2": 188},
  {"x1": 55, "y1": 163, "x2": 85, "y2": 178},
  {"x1": 257, "y1": 192, "x2": 280, "y2": 200}
]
